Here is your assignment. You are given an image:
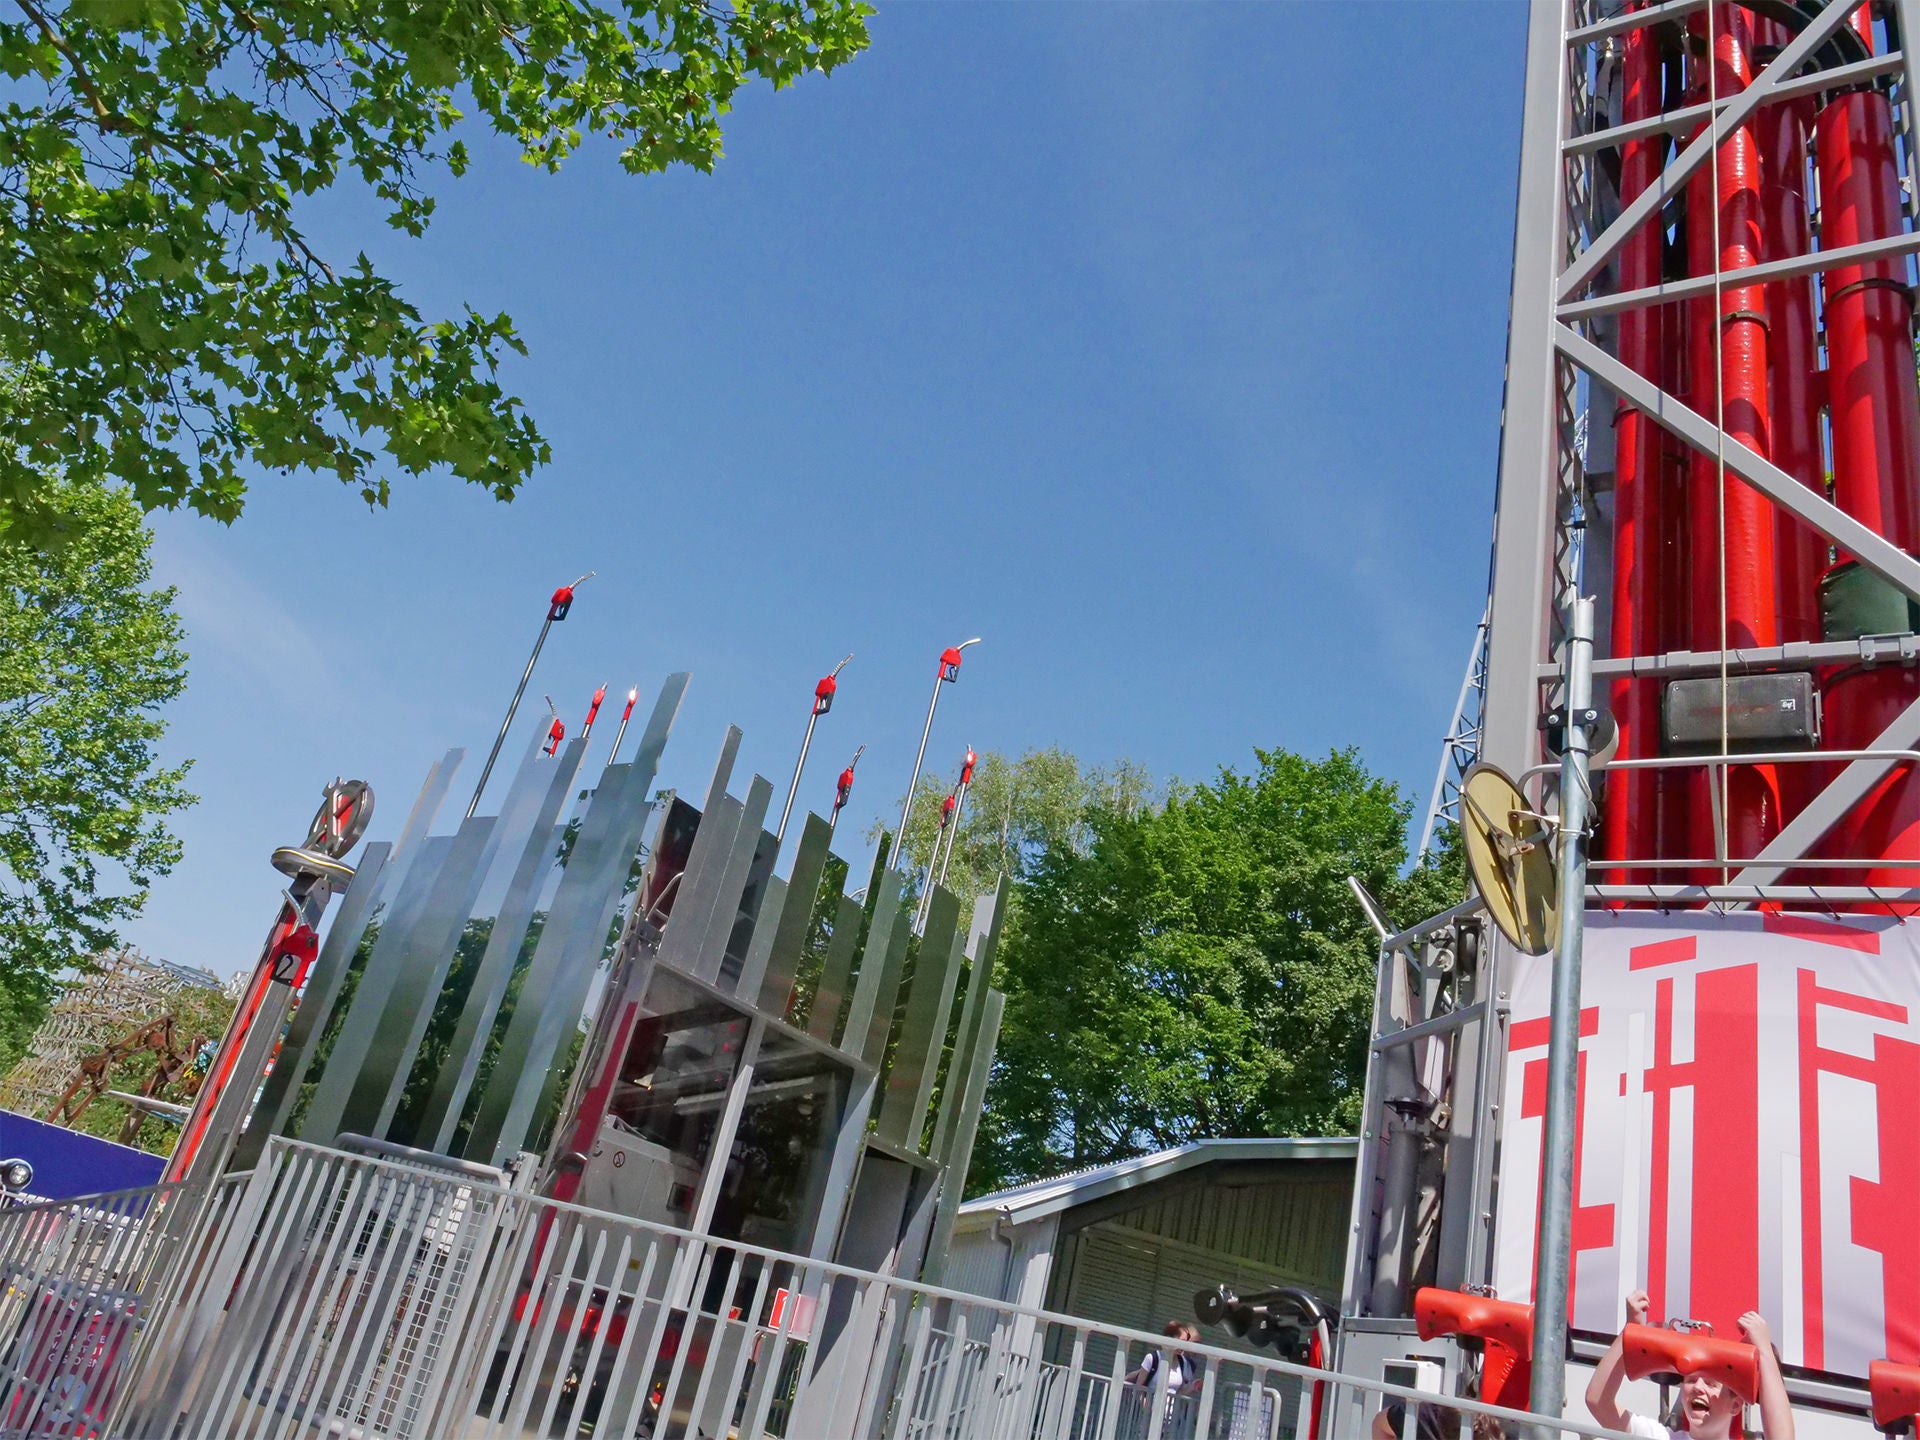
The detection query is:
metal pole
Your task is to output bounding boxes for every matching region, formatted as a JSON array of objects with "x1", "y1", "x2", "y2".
[
  {"x1": 607, "y1": 686, "x2": 638, "y2": 766},
  {"x1": 935, "y1": 778, "x2": 970, "y2": 888},
  {"x1": 779, "y1": 656, "x2": 852, "y2": 843},
  {"x1": 467, "y1": 572, "x2": 592, "y2": 818},
  {"x1": 1529, "y1": 526, "x2": 1594, "y2": 1431},
  {"x1": 915, "y1": 793, "x2": 956, "y2": 933},
  {"x1": 579, "y1": 683, "x2": 608, "y2": 743},
  {"x1": 936, "y1": 753, "x2": 976, "y2": 889},
  {"x1": 890, "y1": 639, "x2": 978, "y2": 869}
]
